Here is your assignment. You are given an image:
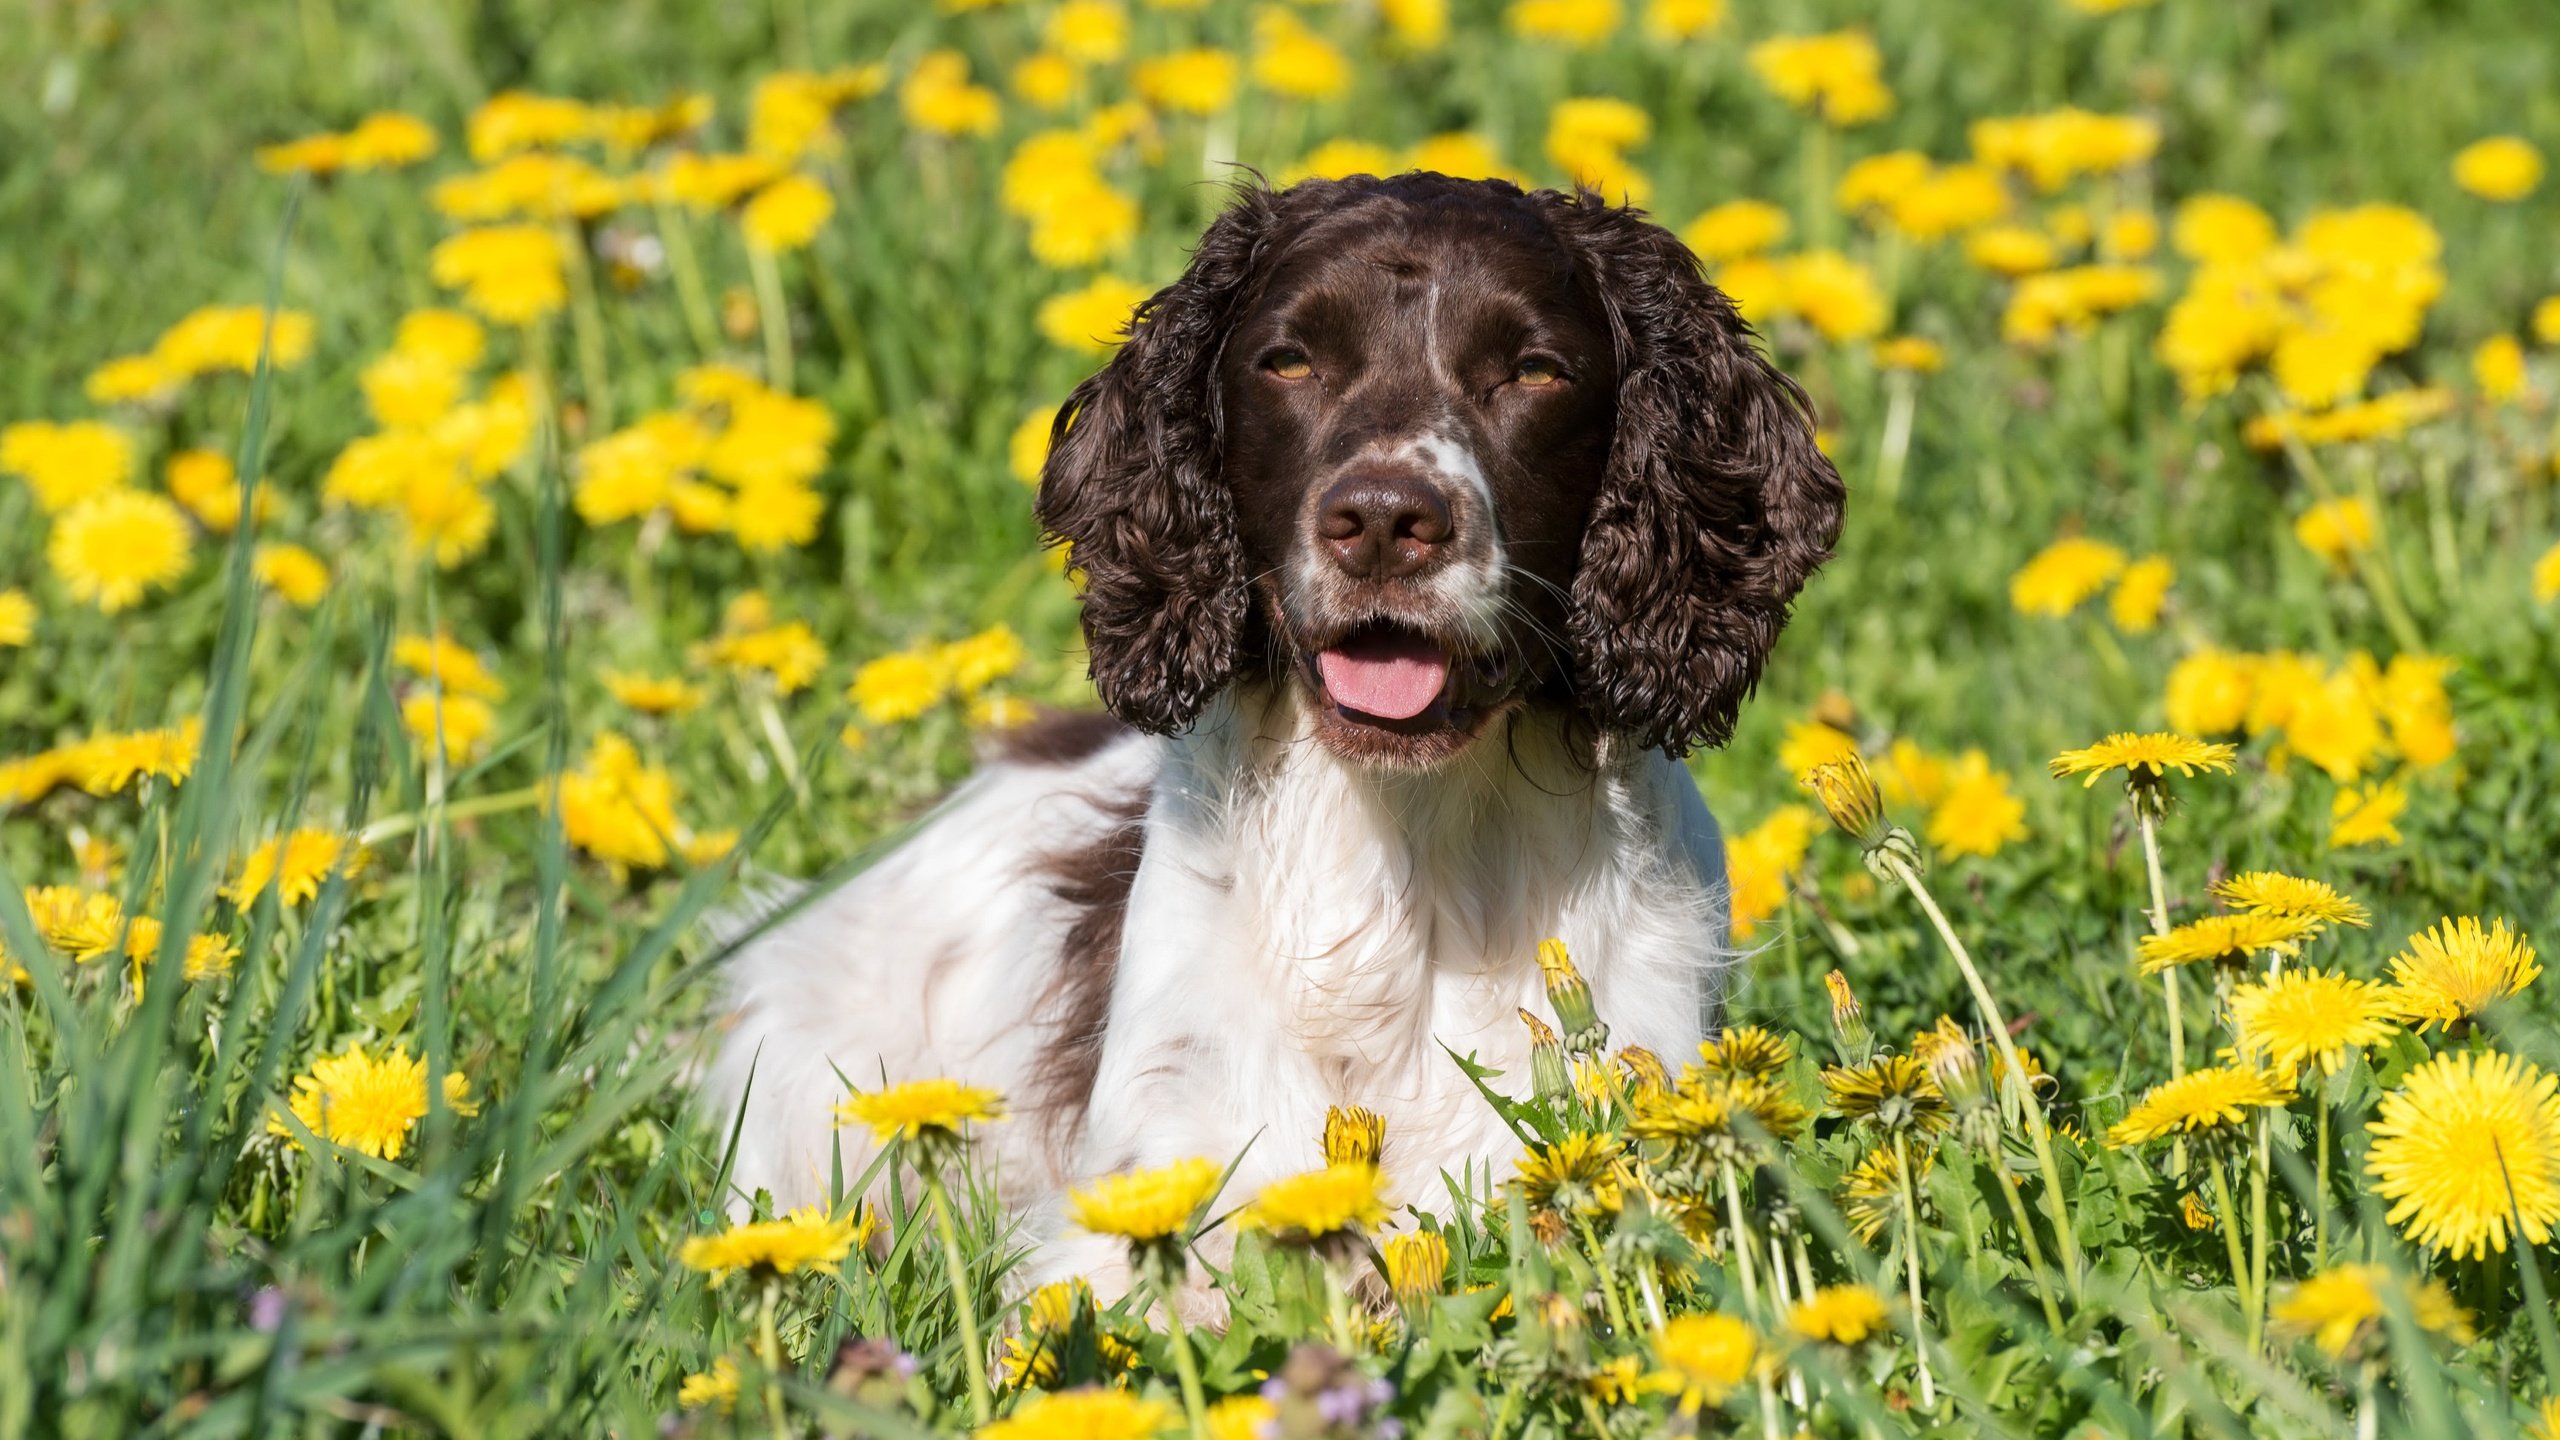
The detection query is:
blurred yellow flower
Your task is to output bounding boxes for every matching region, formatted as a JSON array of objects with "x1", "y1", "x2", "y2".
[
  {"x1": 1786, "y1": 1284, "x2": 1890, "y2": 1345},
  {"x1": 1874, "y1": 335, "x2": 1943, "y2": 373},
  {"x1": 1972, "y1": 107, "x2": 2158, "y2": 191},
  {"x1": 850, "y1": 649, "x2": 952, "y2": 724},
  {"x1": 1925, "y1": 751, "x2": 2027, "y2": 860},
  {"x1": 942, "y1": 625, "x2": 1026, "y2": 693},
  {"x1": 1045, "y1": 0, "x2": 1129, "y2": 64},
  {"x1": 1643, "y1": 0, "x2": 1722, "y2": 41},
  {"x1": 1835, "y1": 150, "x2": 1929, "y2": 213},
  {"x1": 1681, "y1": 199, "x2": 1788, "y2": 262},
  {"x1": 1748, "y1": 30, "x2": 1892, "y2": 127},
  {"x1": 2002, "y1": 264, "x2": 2160, "y2": 345},
  {"x1": 693, "y1": 615, "x2": 828, "y2": 695},
  {"x1": 603, "y1": 671, "x2": 706, "y2": 715},
  {"x1": 49, "y1": 491, "x2": 193, "y2": 613},
  {"x1": 901, "y1": 51, "x2": 1002, "y2": 136},
  {"x1": 1381, "y1": 0, "x2": 1449, "y2": 46},
  {"x1": 1654, "y1": 1312, "x2": 1757, "y2": 1413},
  {"x1": 153, "y1": 305, "x2": 316, "y2": 377},
  {"x1": 3, "y1": 419, "x2": 138, "y2": 512},
  {"x1": 1506, "y1": 0, "x2": 1621, "y2": 47},
  {"x1": 395, "y1": 632, "x2": 507, "y2": 701},
  {"x1": 2452, "y1": 135, "x2": 2543, "y2": 201},
  {"x1": 2329, "y1": 781, "x2": 2405, "y2": 849},
  {"x1": 1406, "y1": 133, "x2": 1506, "y2": 180},
  {"x1": 1251, "y1": 8, "x2": 1351, "y2": 99},
  {"x1": 2009, "y1": 535, "x2": 2126, "y2": 617},
  {"x1": 430, "y1": 225, "x2": 568, "y2": 325},
  {"x1": 2473, "y1": 334, "x2": 2527, "y2": 402},
  {"x1": 2292, "y1": 496, "x2": 2375, "y2": 569},
  {"x1": 467, "y1": 91, "x2": 592, "y2": 160},
  {"x1": 2535, "y1": 540, "x2": 2560, "y2": 604},
  {"x1": 402, "y1": 692, "x2": 498, "y2": 760},
  {"x1": 2171, "y1": 193, "x2": 2278, "y2": 264},
  {"x1": 676, "y1": 1357, "x2": 740, "y2": 1412},
  {"x1": 84, "y1": 354, "x2": 179, "y2": 406},
  {"x1": 2271, "y1": 1264, "x2": 2470, "y2": 1359},
  {"x1": 740, "y1": 173, "x2": 834, "y2": 252},
  {"x1": 980, "y1": 1389, "x2": 1175, "y2": 1440},
  {"x1": 1038, "y1": 275, "x2": 1150, "y2": 352},
  {"x1": 2534, "y1": 295, "x2": 2560, "y2": 346},
  {"x1": 1724, "y1": 804, "x2": 1816, "y2": 940},
  {"x1": 273, "y1": 1044, "x2": 476, "y2": 1160},
  {"x1": 1133, "y1": 49, "x2": 1240, "y2": 115},
  {"x1": 1024, "y1": 171, "x2": 1141, "y2": 266},
  {"x1": 1238, "y1": 1162, "x2": 1386, "y2": 1240},
  {"x1": 556, "y1": 733, "x2": 693, "y2": 871},
  {"x1": 232, "y1": 829, "x2": 363, "y2": 908},
  {"x1": 165, "y1": 448, "x2": 269, "y2": 533},
  {"x1": 2108, "y1": 554, "x2": 2173, "y2": 632},
  {"x1": 1964, "y1": 225, "x2": 2059, "y2": 277},
  {"x1": 0, "y1": 590, "x2": 31, "y2": 647},
  {"x1": 1011, "y1": 406, "x2": 1059, "y2": 485},
  {"x1": 1012, "y1": 52, "x2": 1080, "y2": 111},
  {"x1": 1288, "y1": 138, "x2": 1399, "y2": 183}
]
